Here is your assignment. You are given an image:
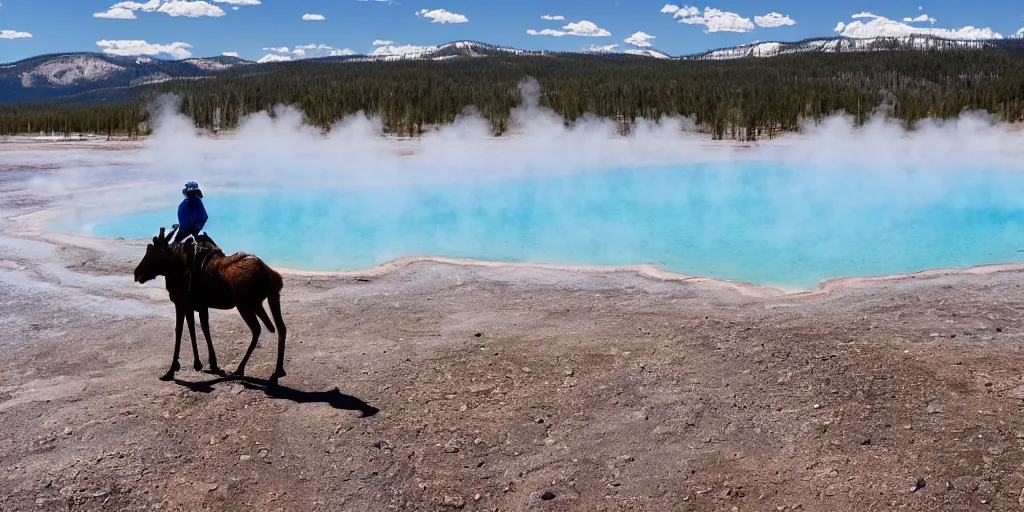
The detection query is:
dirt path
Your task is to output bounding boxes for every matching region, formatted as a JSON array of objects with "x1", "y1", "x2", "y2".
[{"x1": 3, "y1": 230, "x2": 1024, "y2": 511}]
